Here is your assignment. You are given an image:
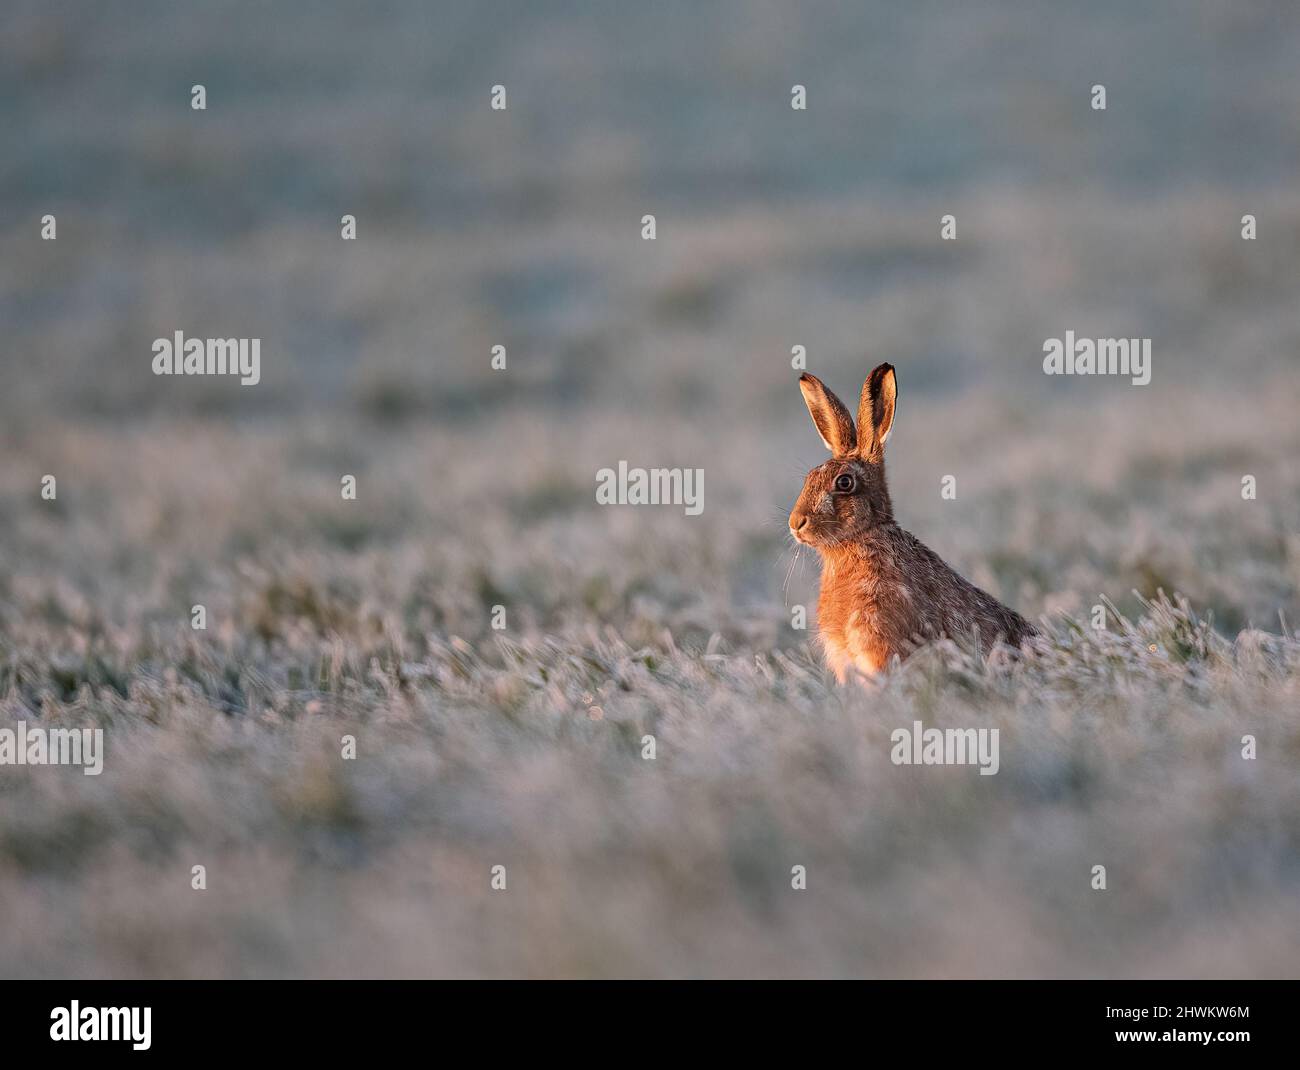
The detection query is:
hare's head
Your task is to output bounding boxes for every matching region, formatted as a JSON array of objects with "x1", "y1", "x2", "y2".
[{"x1": 789, "y1": 364, "x2": 897, "y2": 548}]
